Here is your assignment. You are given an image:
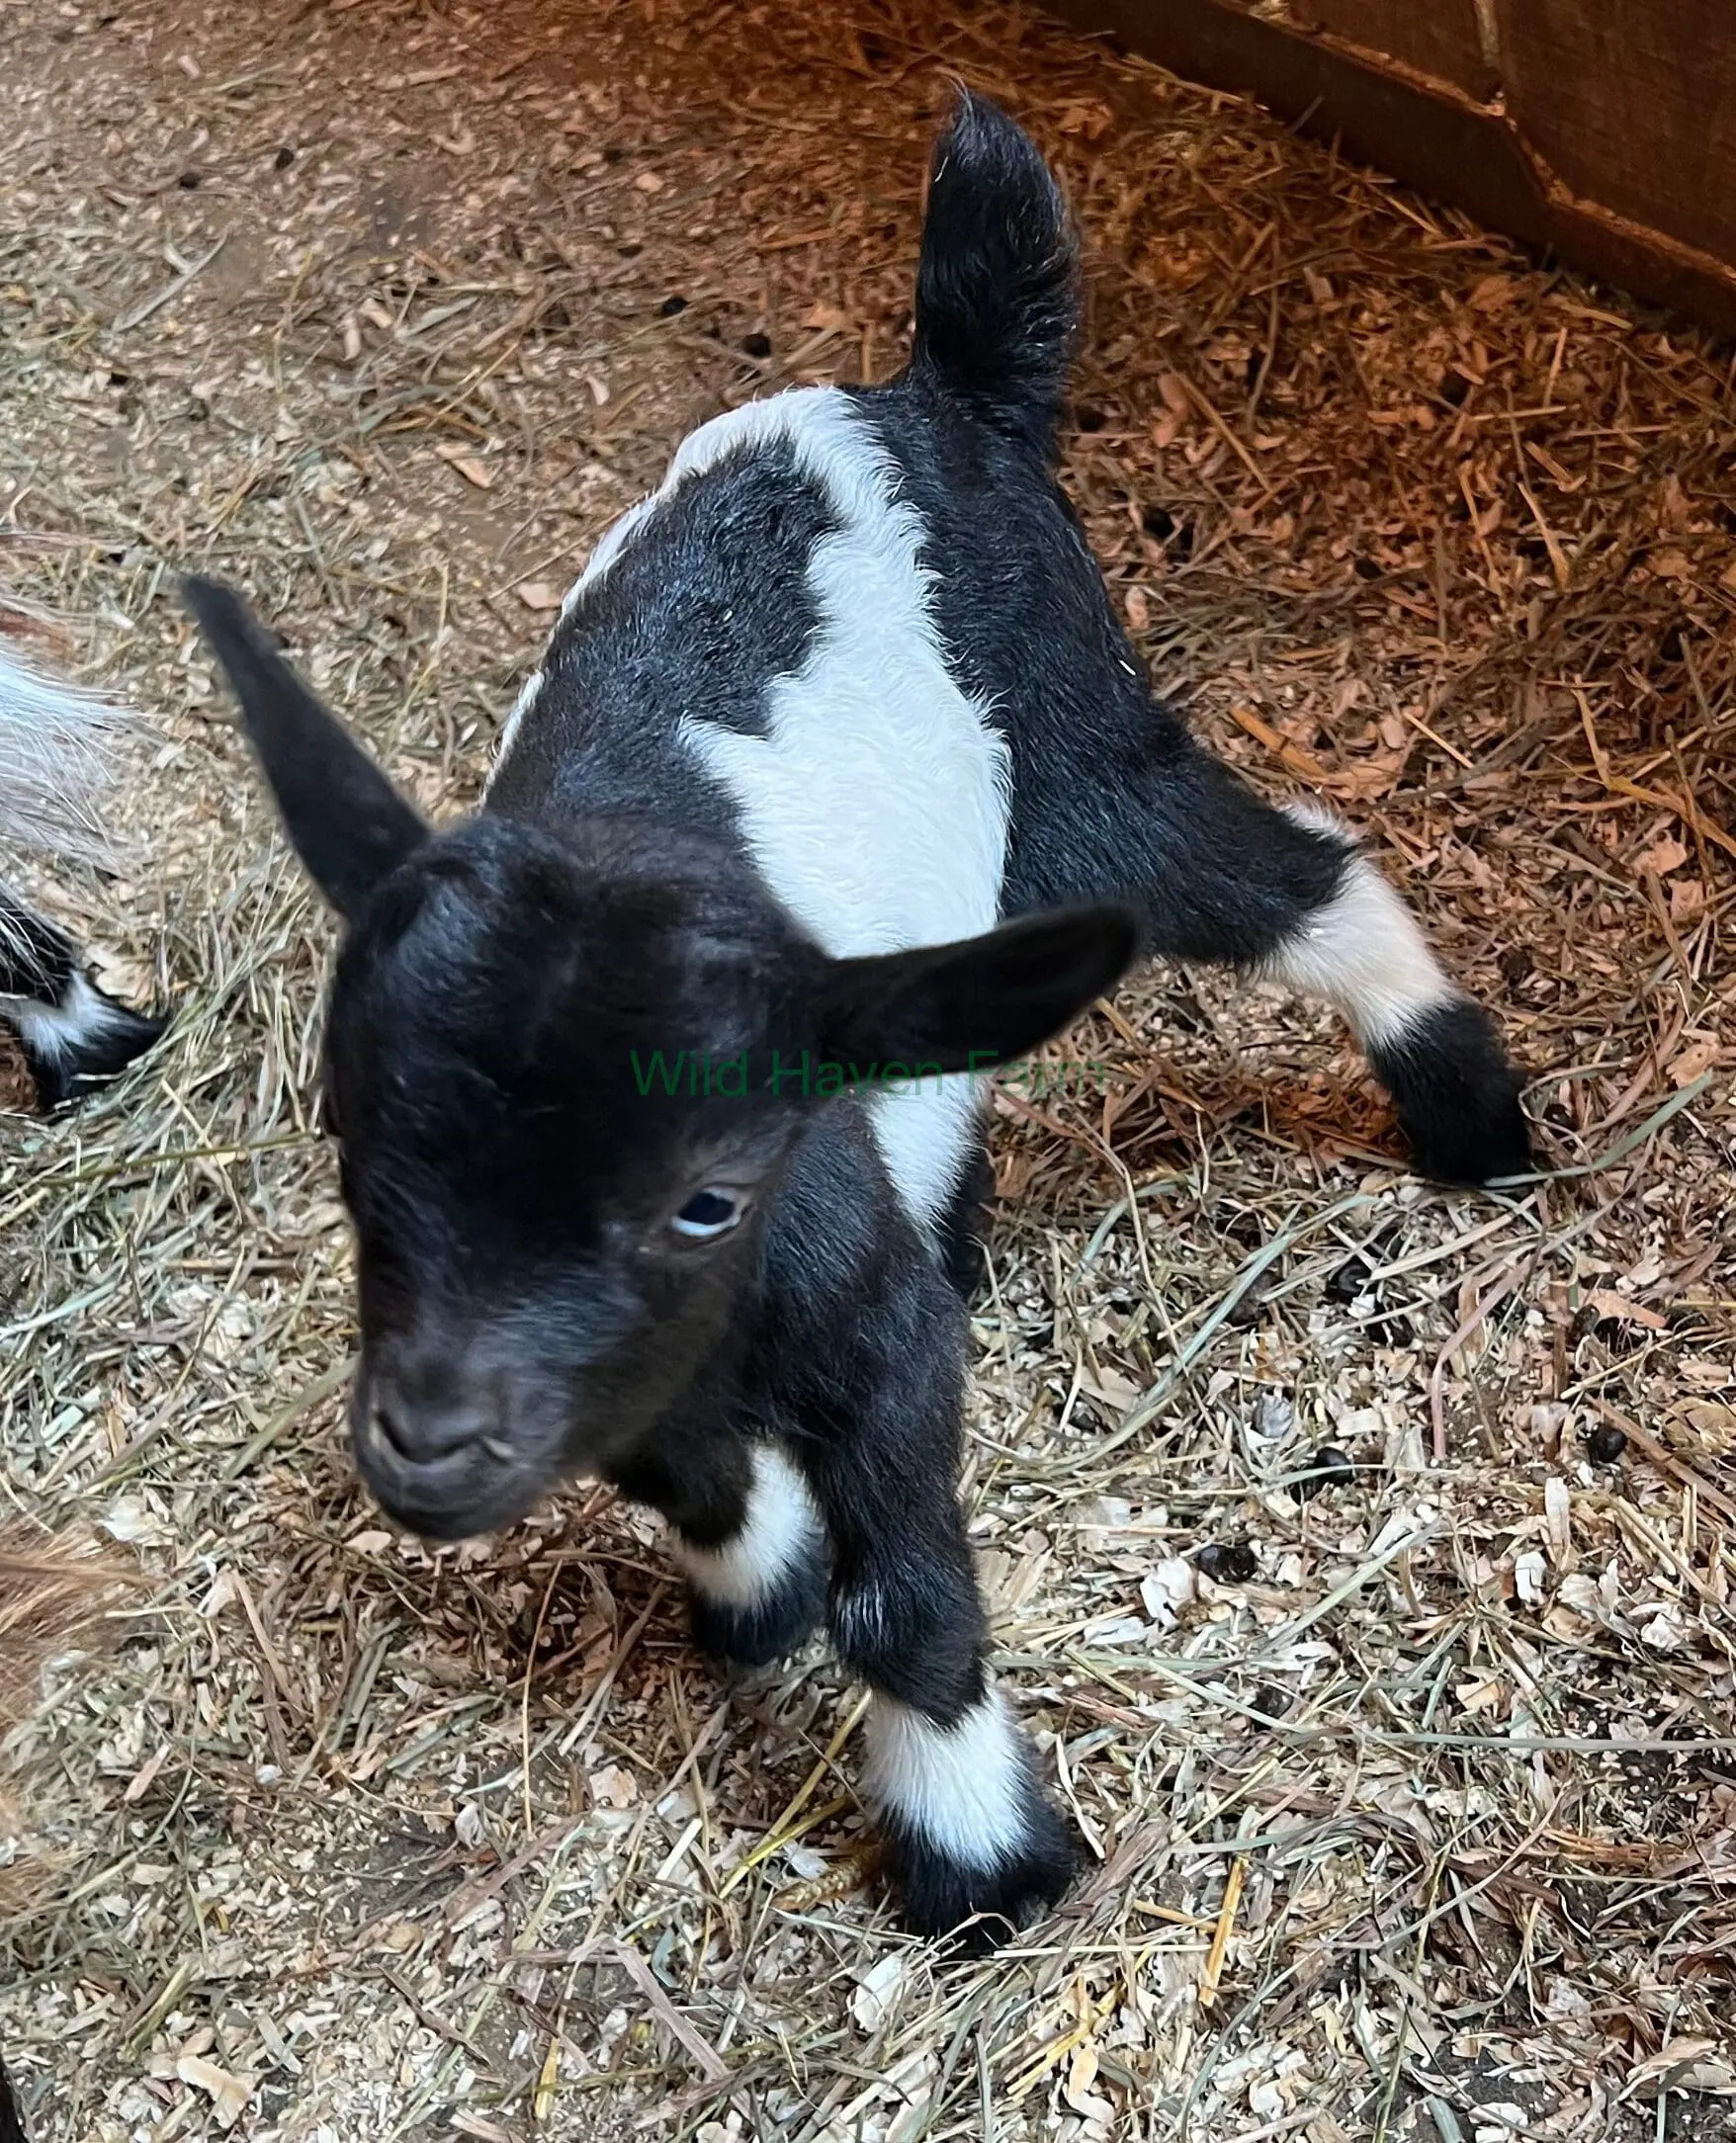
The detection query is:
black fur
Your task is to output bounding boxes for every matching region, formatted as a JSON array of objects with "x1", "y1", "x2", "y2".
[
  {"x1": 860, "y1": 387, "x2": 1357, "y2": 957},
  {"x1": 936, "y1": 1142, "x2": 995, "y2": 1302},
  {"x1": 186, "y1": 88, "x2": 1532, "y2": 1956},
  {"x1": 1369, "y1": 997, "x2": 1531, "y2": 1185},
  {"x1": 0, "y1": 890, "x2": 77, "y2": 1004},
  {"x1": 0, "y1": 2051, "x2": 25, "y2": 2143},
  {"x1": 911, "y1": 89, "x2": 1080, "y2": 453},
  {"x1": 484, "y1": 443, "x2": 832, "y2": 850},
  {"x1": 540, "y1": 440, "x2": 832, "y2": 745}
]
